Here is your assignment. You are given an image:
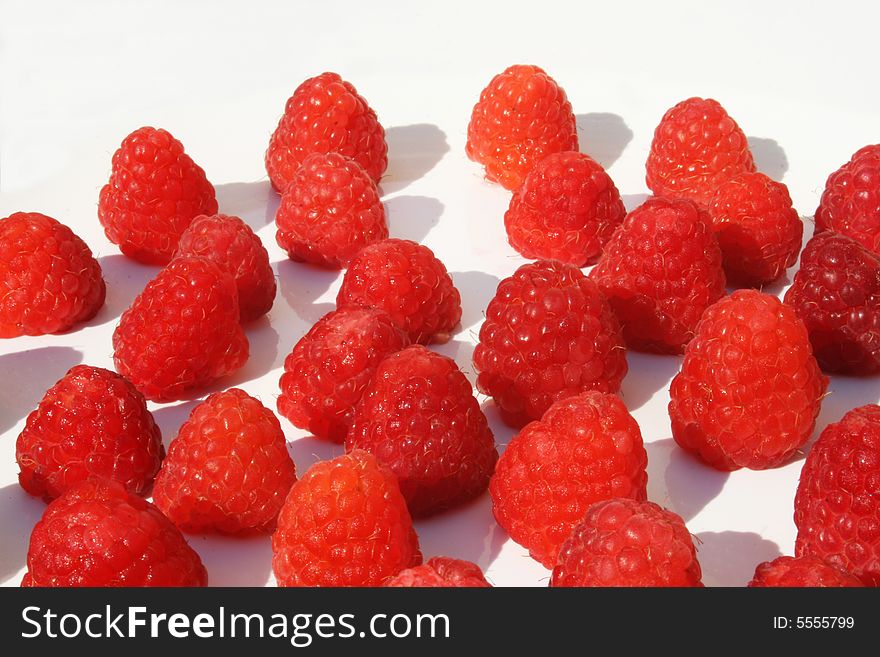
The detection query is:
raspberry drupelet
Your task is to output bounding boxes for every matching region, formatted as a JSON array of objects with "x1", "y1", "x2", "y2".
[
  {"x1": 278, "y1": 307, "x2": 409, "y2": 443},
  {"x1": 590, "y1": 196, "x2": 726, "y2": 354},
  {"x1": 490, "y1": 391, "x2": 648, "y2": 568},
  {"x1": 669, "y1": 290, "x2": 827, "y2": 471},
  {"x1": 784, "y1": 231, "x2": 880, "y2": 375},
  {"x1": 99, "y1": 126, "x2": 217, "y2": 264},
  {"x1": 504, "y1": 151, "x2": 626, "y2": 266},
  {"x1": 16, "y1": 365, "x2": 163, "y2": 501},
  {"x1": 551, "y1": 498, "x2": 703, "y2": 587},
  {"x1": 346, "y1": 345, "x2": 498, "y2": 517},
  {"x1": 113, "y1": 256, "x2": 249, "y2": 402},
  {"x1": 0, "y1": 212, "x2": 105, "y2": 337},
  {"x1": 748, "y1": 555, "x2": 864, "y2": 587},
  {"x1": 266, "y1": 72, "x2": 387, "y2": 191},
  {"x1": 272, "y1": 450, "x2": 422, "y2": 587},
  {"x1": 646, "y1": 97, "x2": 755, "y2": 207},
  {"x1": 795, "y1": 404, "x2": 880, "y2": 586},
  {"x1": 708, "y1": 171, "x2": 802, "y2": 287},
  {"x1": 466, "y1": 64, "x2": 578, "y2": 190},
  {"x1": 384, "y1": 557, "x2": 491, "y2": 587},
  {"x1": 175, "y1": 213, "x2": 276, "y2": 322},
  {"x1": 22, "y1": 479, "x2": 206, "y2": 587},
  {"x1": 336, "y1": 238, "x2": 461, "y2": 345},
  {"x1": 274, "y1": 152, "x2": 388, "y2": 268},
  {"x1": 474, "y1": 260, "x2": 627, "y2": 428},
  {"x1": 153, "y1": 389, "x2": 297, "y2": 534},
  {"x1": 814, "y1": 144, "x2": 880, "y2": 253}
]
